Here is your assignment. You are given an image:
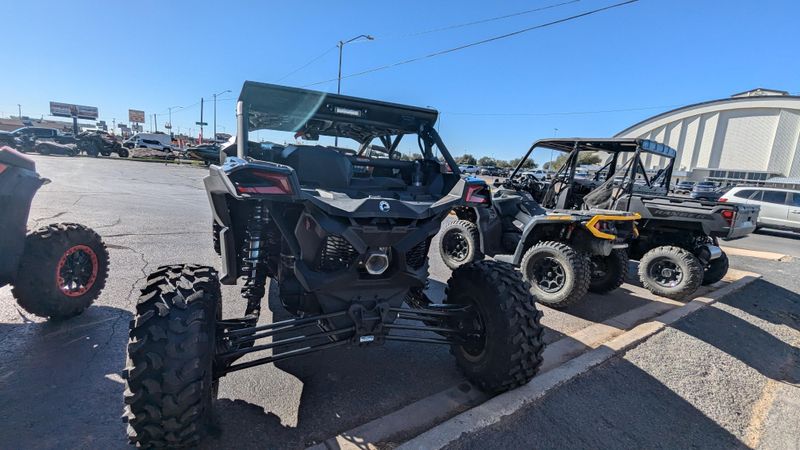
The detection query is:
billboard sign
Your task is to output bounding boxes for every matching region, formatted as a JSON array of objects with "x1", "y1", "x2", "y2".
[
  {"x1": 129, "y1": 109, "x2": 145, "y2": 123},
  {"x1": 50, "y1": 101, "x2": 99, "y2": 120}
]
